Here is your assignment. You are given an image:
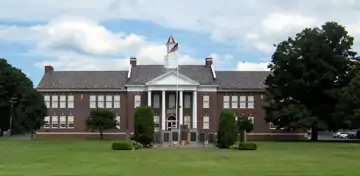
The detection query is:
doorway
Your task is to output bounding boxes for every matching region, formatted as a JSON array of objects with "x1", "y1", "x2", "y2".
[{"x1": 167, "y1": 116, "x2": 177, "y2": 130}]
